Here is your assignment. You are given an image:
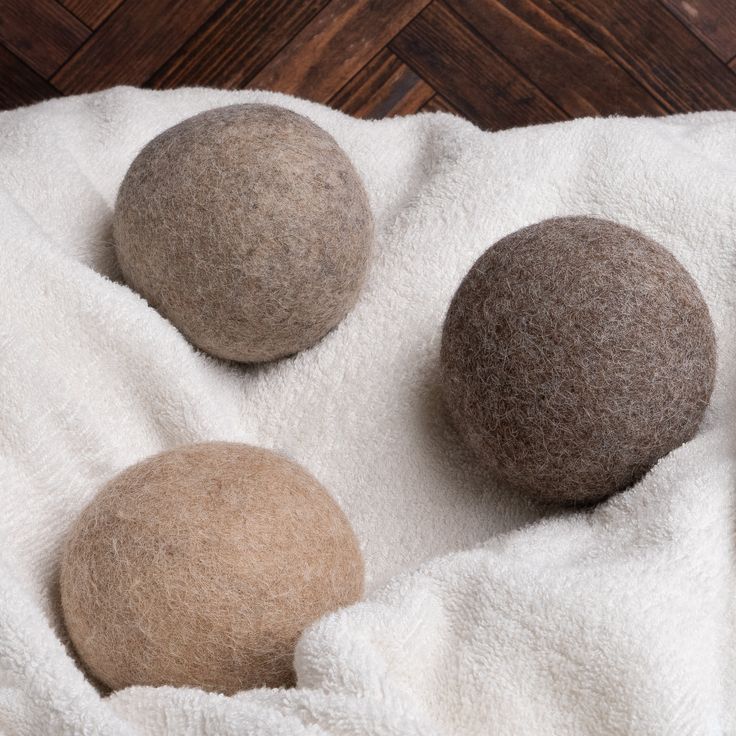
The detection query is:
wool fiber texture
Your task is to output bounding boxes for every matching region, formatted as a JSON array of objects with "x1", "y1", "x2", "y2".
[
  {"x1": 441, "y1": 216, "x2": 717, "y2": 505},
  {"x1": 4, "y1": 88, "x2": 736, "y2": 736},
  {"x1": 59, "y1": 442, "x2": 364, "y2": 694},
  {"x1": 113, "y1": 103, "x2": 374, "y2": 363}
]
